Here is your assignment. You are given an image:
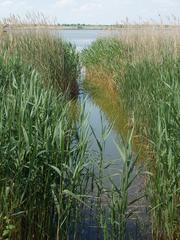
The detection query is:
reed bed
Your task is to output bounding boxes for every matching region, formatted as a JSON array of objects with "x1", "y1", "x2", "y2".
[
  {"x1": 0, "y1": 24, "x2": 86, "y2": 239},
  {"x1": 82, "y1": 26, "x2": 180, "y2": 239},
  {"x1": 0, "y1": 31, "x2": 80, "y2": 98},
  {"x1": 0, "y1": 23, "x2": 142, "y2": 239},
  {"x1": 0, "y1": 44, "x2": 91, "y2": 239}
]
